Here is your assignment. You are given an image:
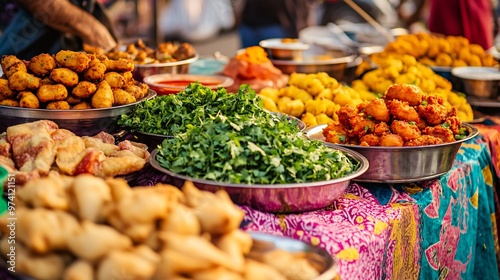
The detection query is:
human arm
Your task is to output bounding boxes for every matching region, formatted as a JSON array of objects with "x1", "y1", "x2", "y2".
[{"x1": 17, "y1": 0, "x2": 117, "y2": 52}]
